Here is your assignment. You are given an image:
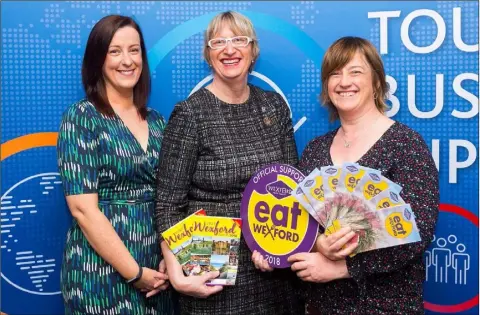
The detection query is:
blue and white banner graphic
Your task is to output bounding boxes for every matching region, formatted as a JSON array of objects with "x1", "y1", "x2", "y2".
[{"x1": 1, "y1": 1, "x2": 478, "y2": 314}]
